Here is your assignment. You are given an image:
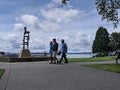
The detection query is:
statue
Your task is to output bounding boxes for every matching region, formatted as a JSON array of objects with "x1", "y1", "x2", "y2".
[
  {"x1": 22, "y1": 27, "x2": 30, "y2": 50},
  {"x1": 19, "y1": 27, "x2": 31, "y2": 58}
]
